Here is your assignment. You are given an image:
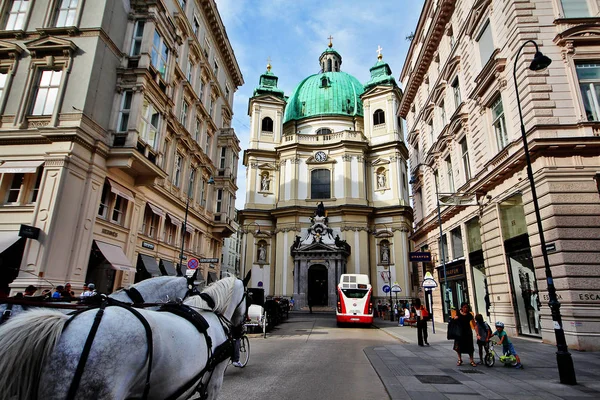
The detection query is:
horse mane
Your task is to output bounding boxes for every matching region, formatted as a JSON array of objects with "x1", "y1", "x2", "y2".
[{"x1": 185, "y1": 277, "x2": 236, "y2": 314}]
